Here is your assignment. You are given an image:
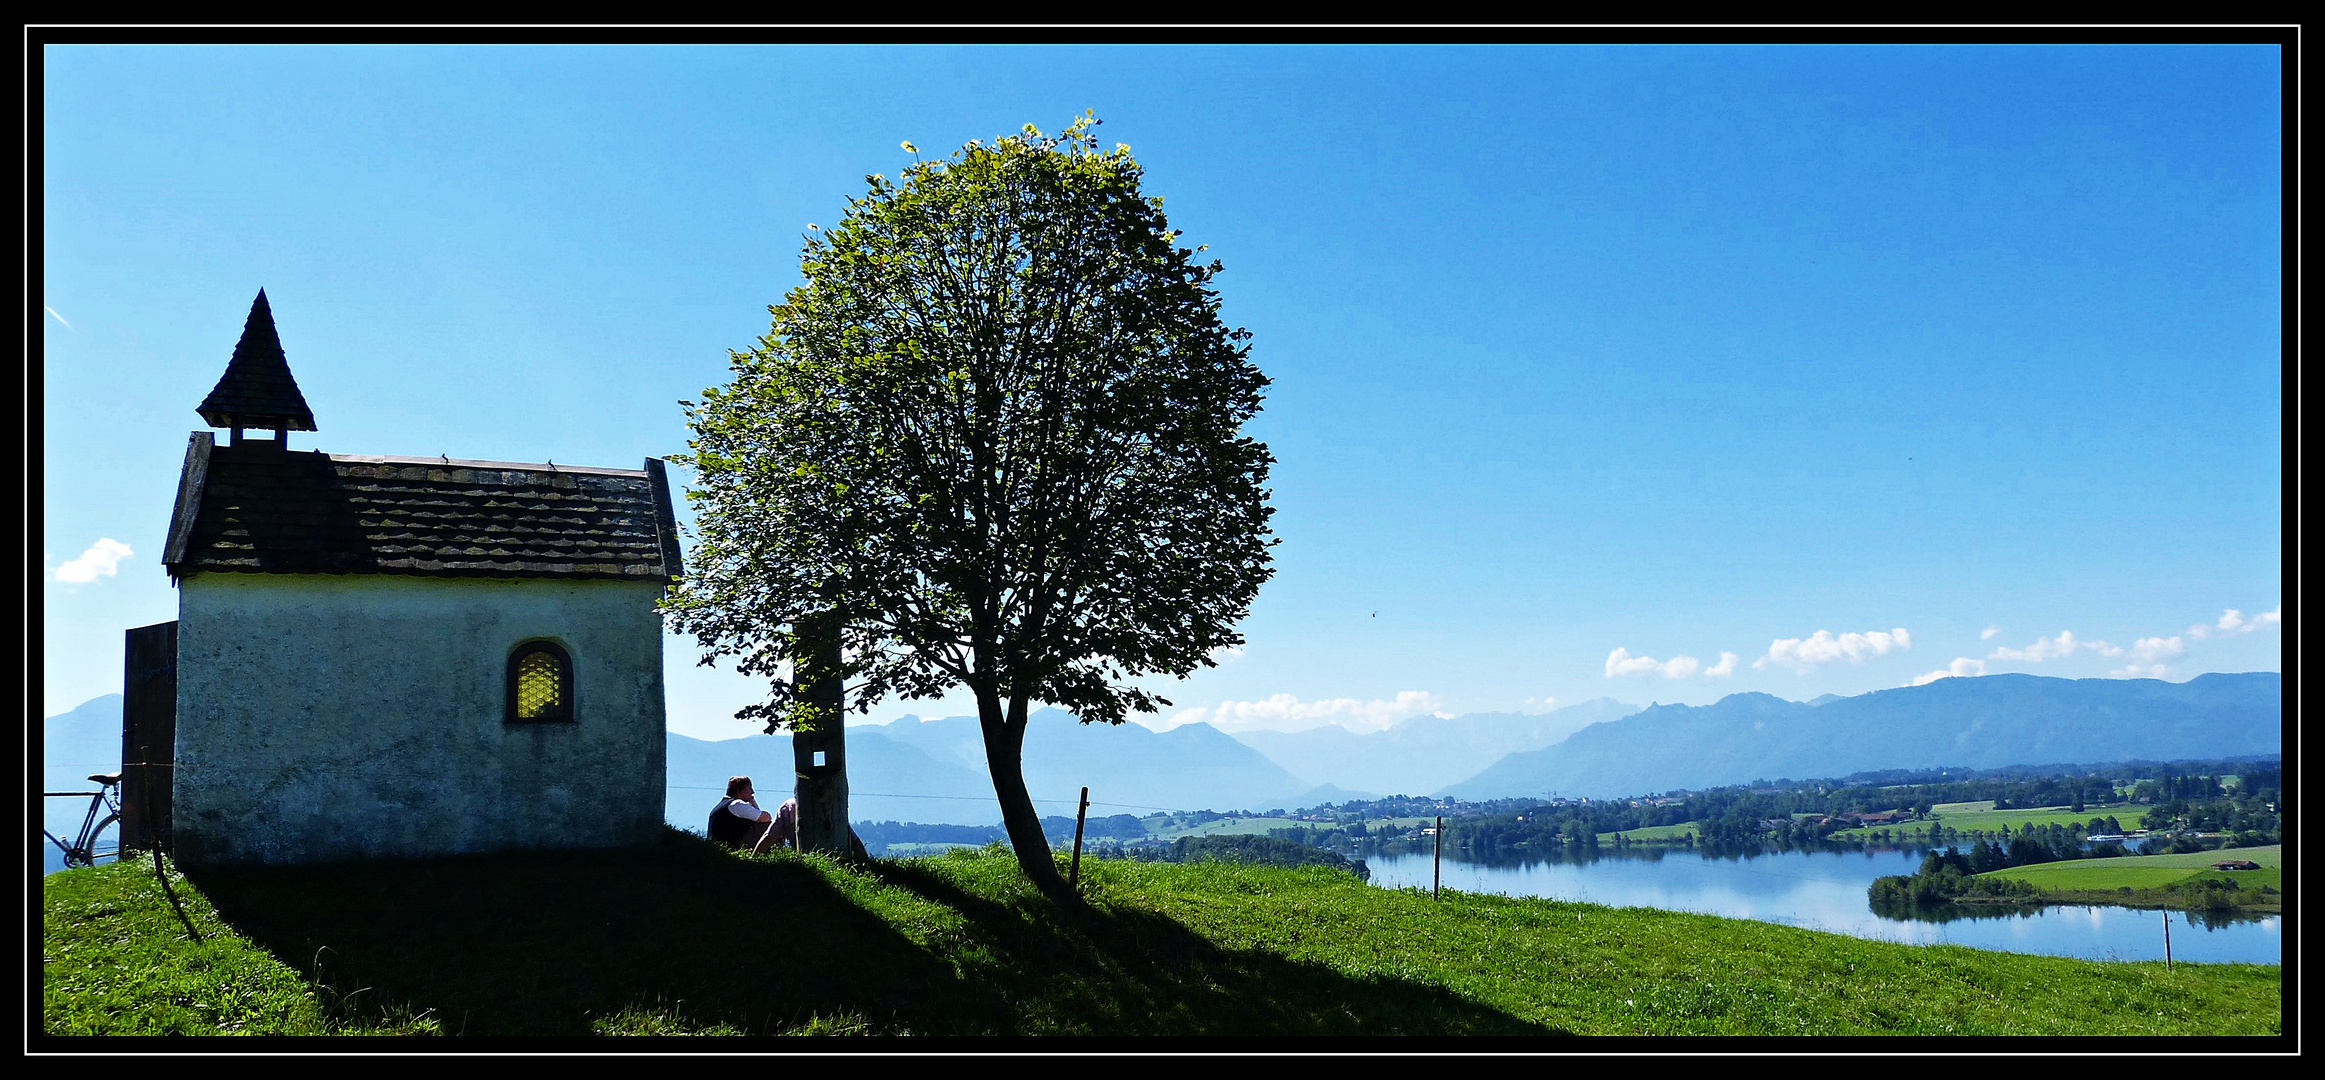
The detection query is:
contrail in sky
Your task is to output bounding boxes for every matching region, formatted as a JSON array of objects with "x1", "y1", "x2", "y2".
[{"x1": 44, "y1": 306, "x2": 73, "y2": 329}]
